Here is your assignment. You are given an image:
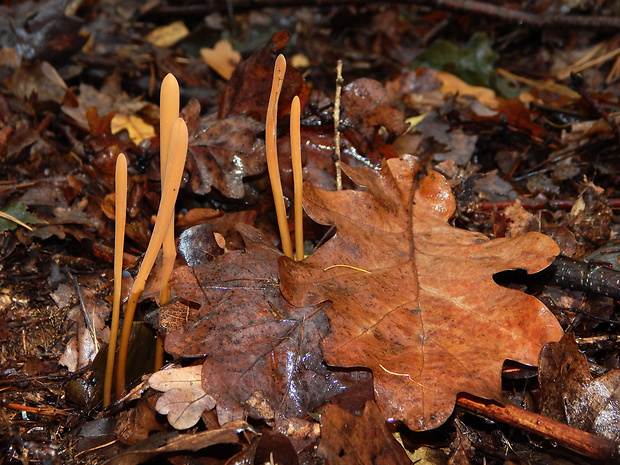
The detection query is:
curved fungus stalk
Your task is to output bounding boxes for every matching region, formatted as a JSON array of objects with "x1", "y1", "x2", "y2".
[
  {"x1": 115, "y1": 117, "x2": 188, "y2": 398},
  {"x1": 266, "y1": 54, "x2": 294, "y2": 259},
  {"x1": 155, "y1": 73, "x2": 181, "y2": 370},
  {"x1": 103, "y1": 152, "x2": 127, "y2": 408},
  {"x1": 290, "y1": 95, "x2": 303, "y2": 261}
]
